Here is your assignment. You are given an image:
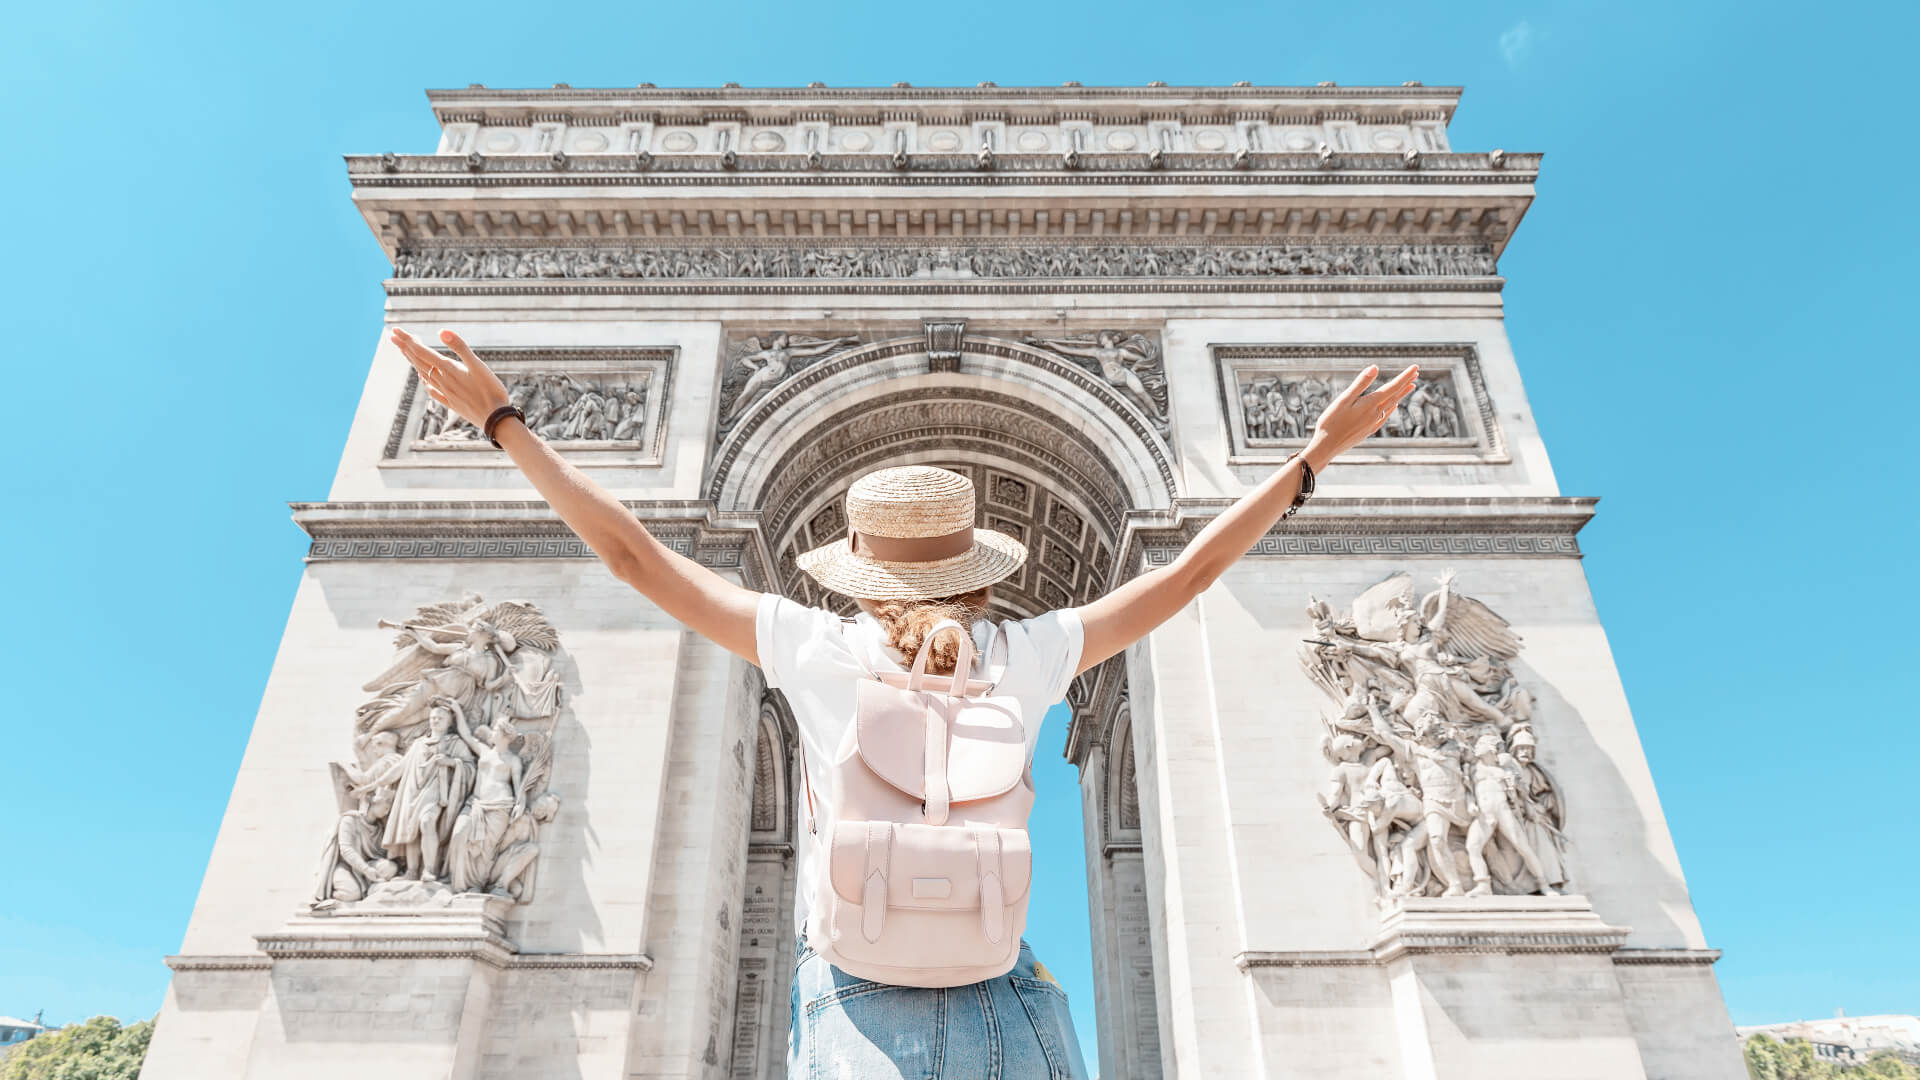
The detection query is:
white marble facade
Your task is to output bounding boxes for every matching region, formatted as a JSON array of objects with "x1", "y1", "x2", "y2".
[{"x1": 140, "y1": 83, "x2": 1745, "y2": 1080}]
